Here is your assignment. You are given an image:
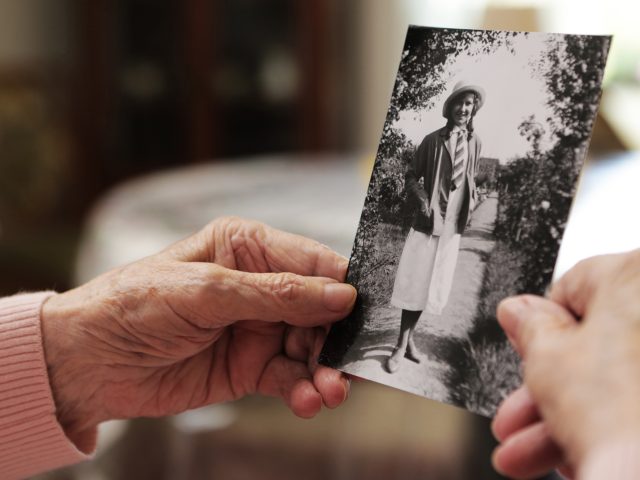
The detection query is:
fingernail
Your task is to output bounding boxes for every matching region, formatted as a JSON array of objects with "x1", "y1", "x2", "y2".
[
  {"x1": 338, "y1": 256, "x2": 349, "y2": 273},
  {"x1": 490, "y1": 419, "x2": 501, "y2": 441},
  {"x1": 491, "y1": 448, "x2": 507, "y2": 476},
  {"x1": 341, "y1": 376, "x2": 351, "y2": 402},
  {"x1": 323, "y1": 283, "x2": 356, "y2": 312}
]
